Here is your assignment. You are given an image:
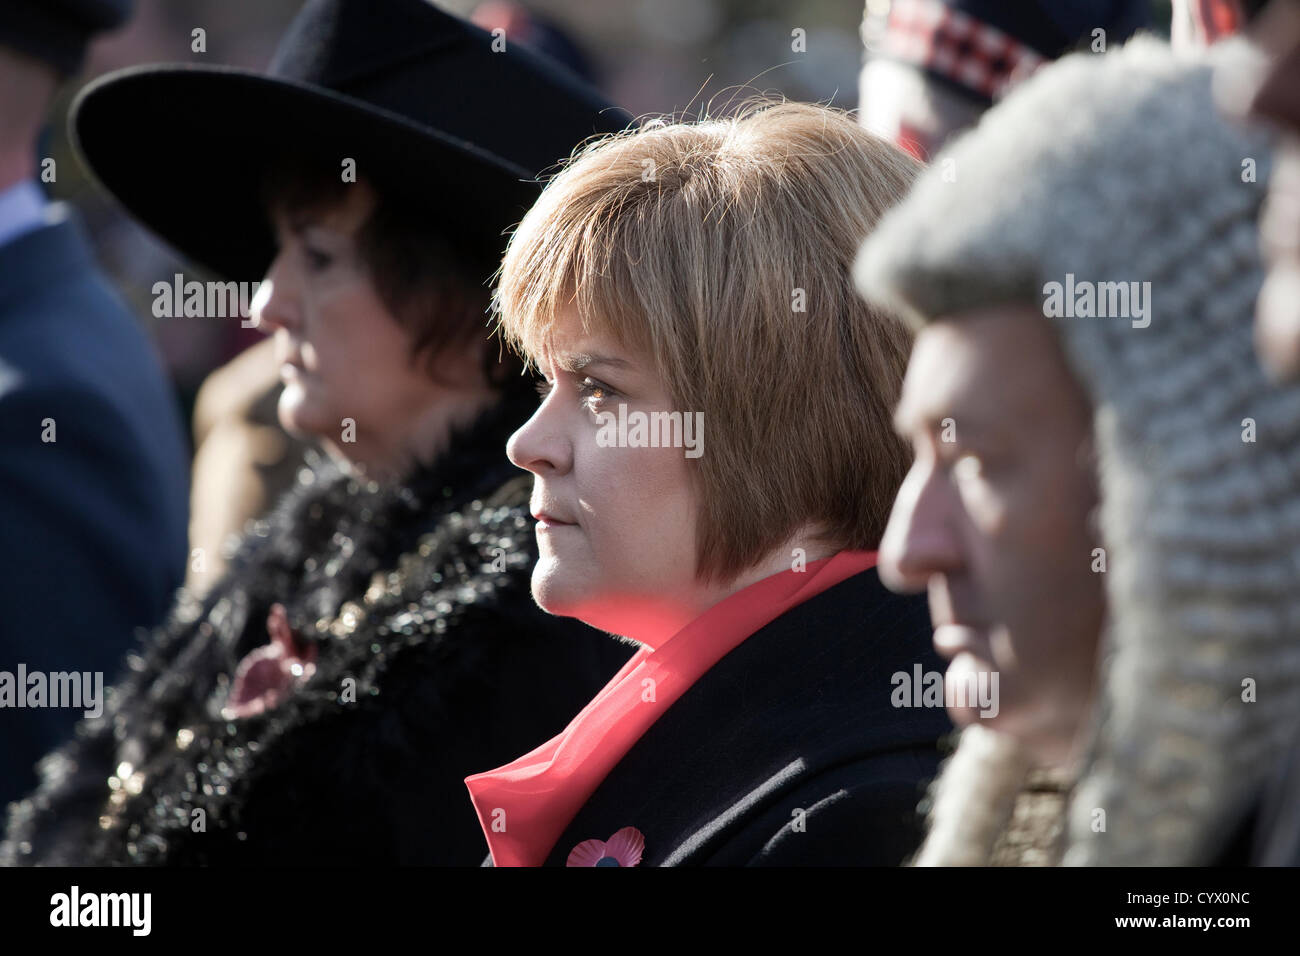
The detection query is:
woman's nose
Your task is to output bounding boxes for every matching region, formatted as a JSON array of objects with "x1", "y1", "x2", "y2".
[
  {"x1": 250, "y1": 252, "x2": 301, "y2": 334},
  {"x1": 506, "y1": 398, "x2": 571, "y2": 476}
]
